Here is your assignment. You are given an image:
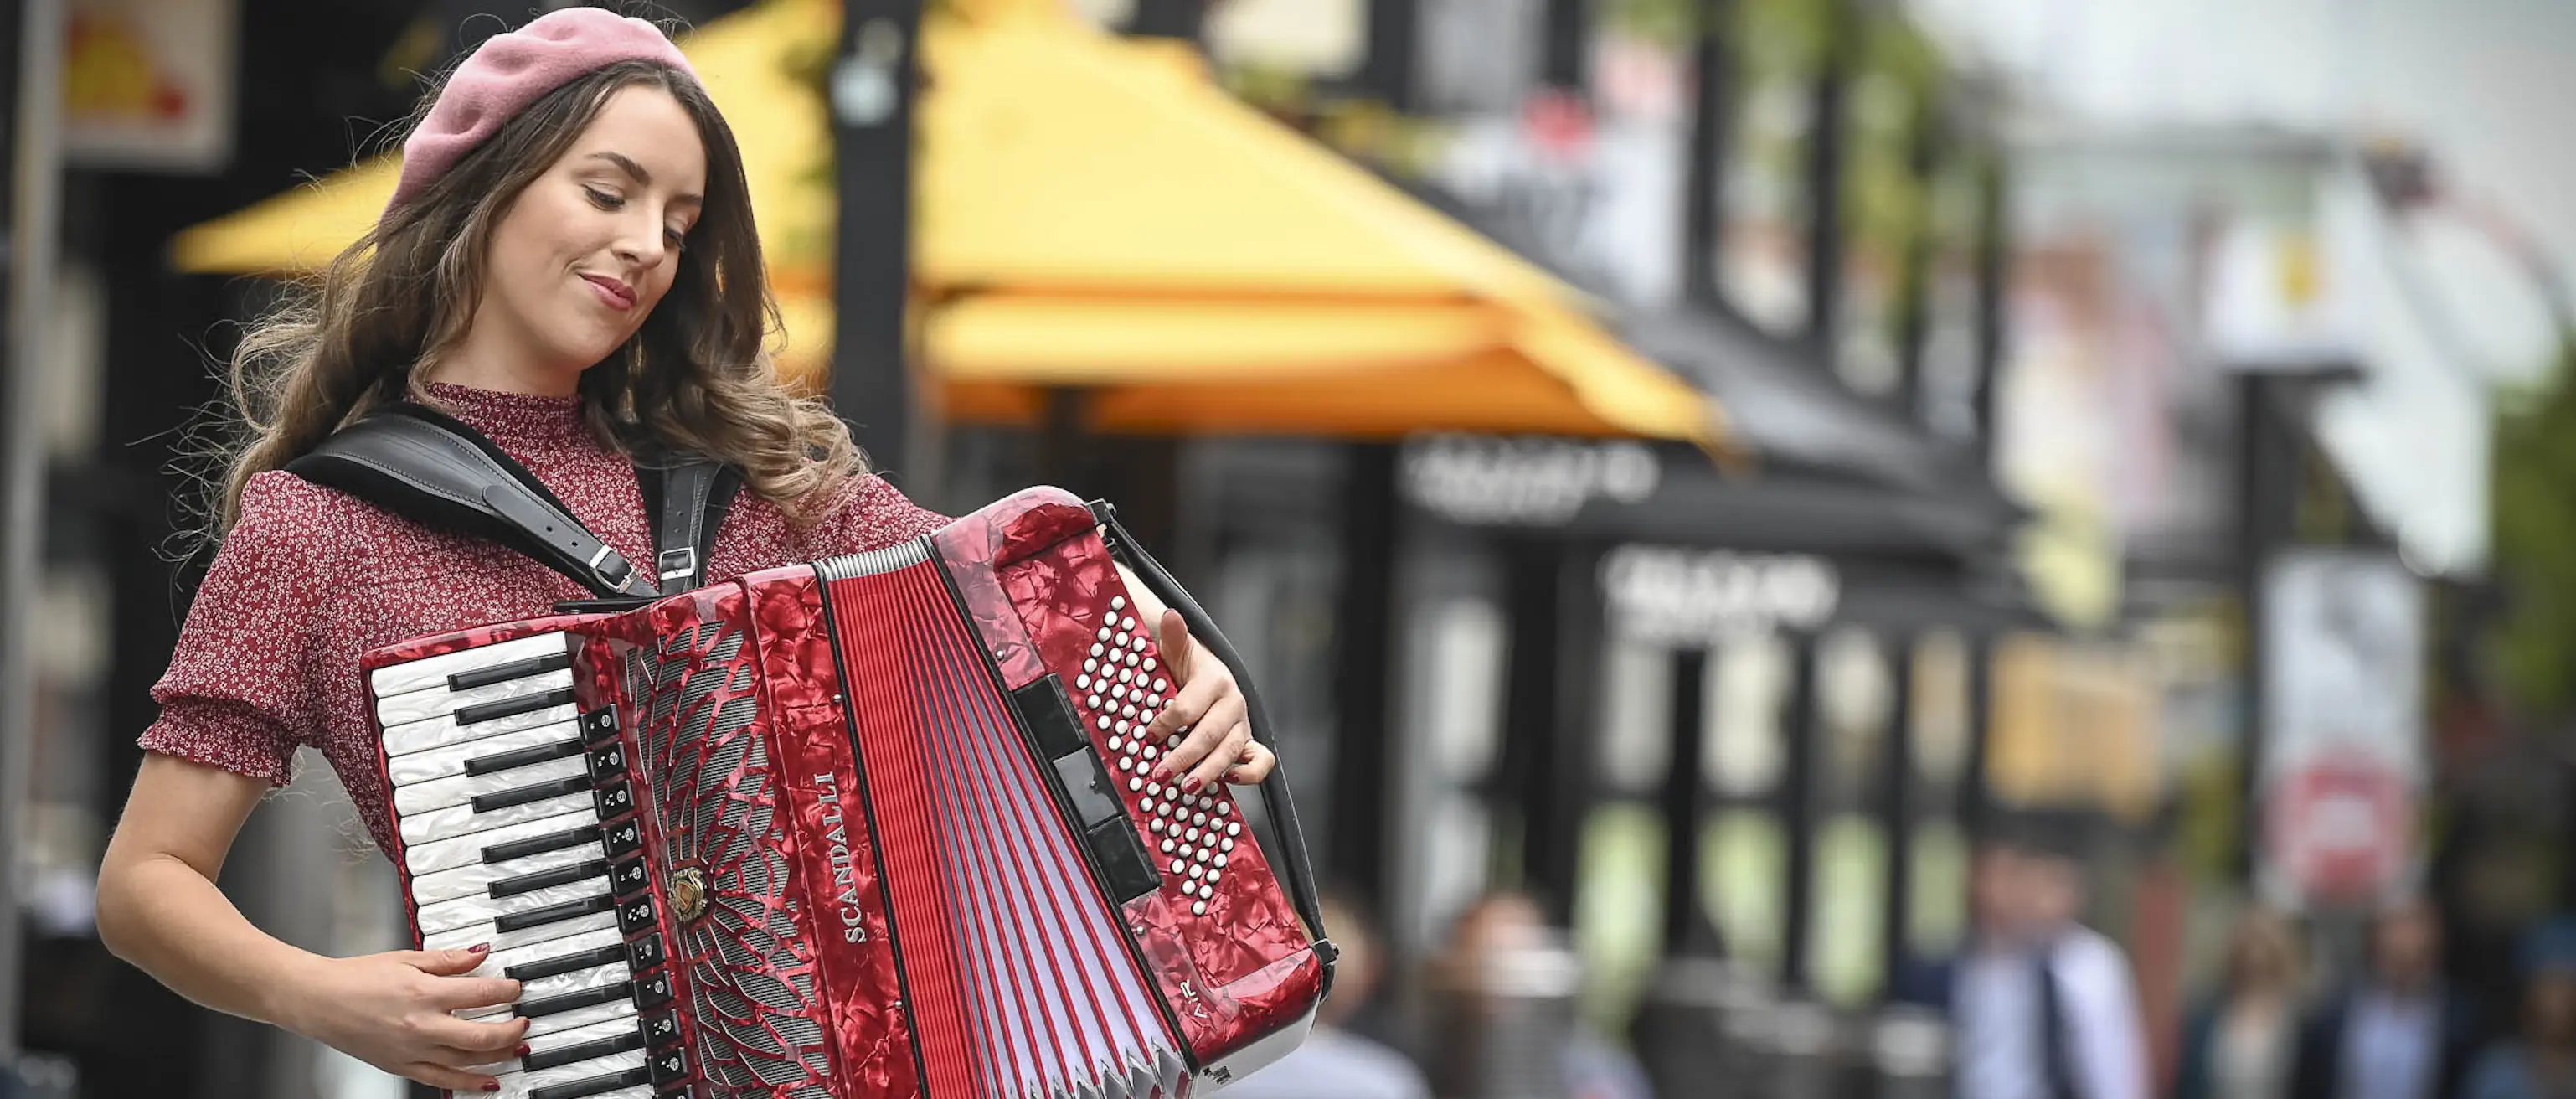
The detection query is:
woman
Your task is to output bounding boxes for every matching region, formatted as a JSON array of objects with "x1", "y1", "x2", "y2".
[
  {"x1": 90, "y1": 11, "x2": 1273, "y2": 1094},
  {"x1": 2175, "y1": 908, "x2": 2306, "y2": 1099}
]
